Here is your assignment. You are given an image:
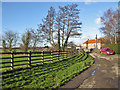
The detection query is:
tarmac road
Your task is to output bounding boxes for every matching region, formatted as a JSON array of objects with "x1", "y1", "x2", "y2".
[{"x1": 59, "y1": 53, "x2": 119, "y2": 89}]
